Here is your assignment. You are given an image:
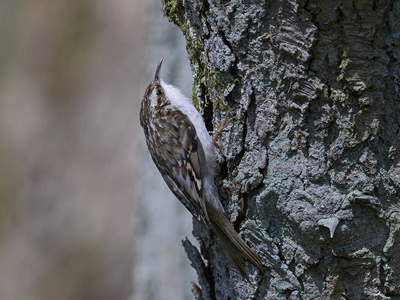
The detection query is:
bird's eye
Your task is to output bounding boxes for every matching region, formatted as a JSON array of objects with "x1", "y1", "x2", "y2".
[{"x1": 156, "y1": 89, "x2": 162, "y2": 96}]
